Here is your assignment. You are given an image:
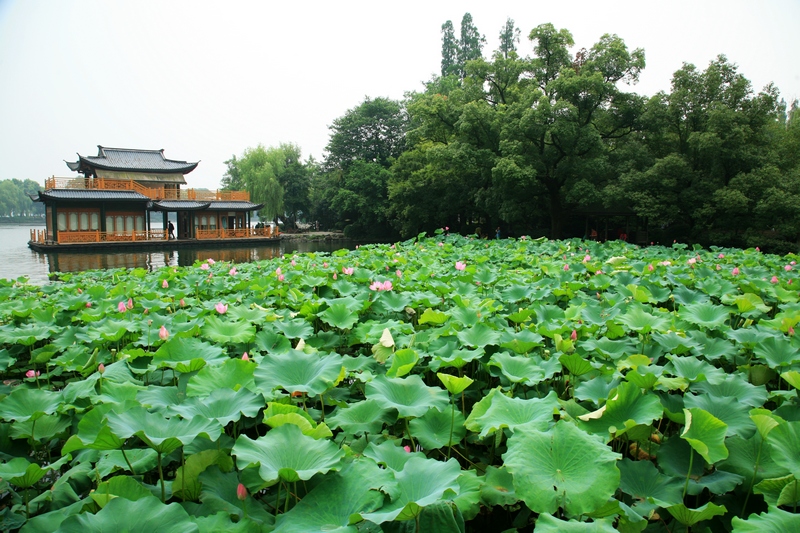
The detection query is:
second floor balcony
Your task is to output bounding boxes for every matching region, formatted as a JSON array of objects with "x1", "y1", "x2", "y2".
[{"x1": 44, "y1": 176, "x2": 250, "y2": 202}]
